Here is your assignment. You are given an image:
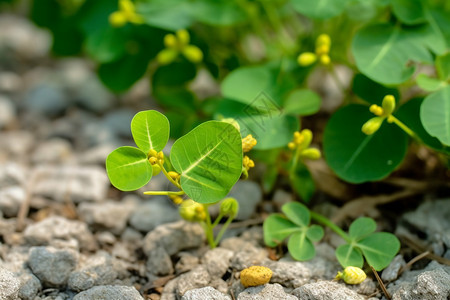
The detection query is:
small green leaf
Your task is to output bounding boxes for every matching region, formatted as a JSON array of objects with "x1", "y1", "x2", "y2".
[
  {"x1": 291, "y1": 0, "x2": 351, "y2": 19},
  {"x1": 170, "y1": 121, "x2": 243, "y2": 203},
  {"x1": 191, "y1": 0, "x2": 246, "y2": 26},
  {"x1": 85, "y1": 26, "x2": 127, "y2": 63},
  {"x1": 416, "y1": 74, "x2": 447, "y2": 92},
  {"x1": 289, "y1": 162, "x2": 315, "y2": 203},
  {"x1": 283, "y1": 89, "x2": 321, "y2": 116},
  {"x1": 391, "y1": 0, "x2": 426, "y2": 25},
  {"x1": 281, "y1": 202, "x2": 310, "y2": 227},
  {"x1": 306, "y1": 225, "x2": 324, "y2": 242},
  {"x1": 263, "y1": 214, "x2": 299, "y2": 247},
  {"x1": 420, "y1": 86, "x2": 450, "y2": 146},
  {"x1": 131, "y1": 110, "x2": 170, "y2": 153},
  {"x1": 358, "y1": 232, "x2": 401, "y2": 271},
  {"x1": 137, "y1": 0, "x2": 193, "y2": 30},
  {"x1": 323, "y1": 105, "x2": 408, "y2": 183},
  {"x1": 352, "y1": 23, "x2": 433, "y2": 85},
  {"x1": 106, "y1": 146, "x2": 152, "y2": 191},
  {"x1": 336, "y1": 244, "x2": 364, "y2": 268},
  {"x1": 436, "y1": 53, "x2": 450, "y2": 81},
  {"x1": 352, "y1": 74, "x2": 400, "y2": 105},
  {"x1": 349, "y1": 217, "x2": 377, "y2": 240},
  {"x1": 288, "y1": 231, "x2": 316, "y2": 261}
]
